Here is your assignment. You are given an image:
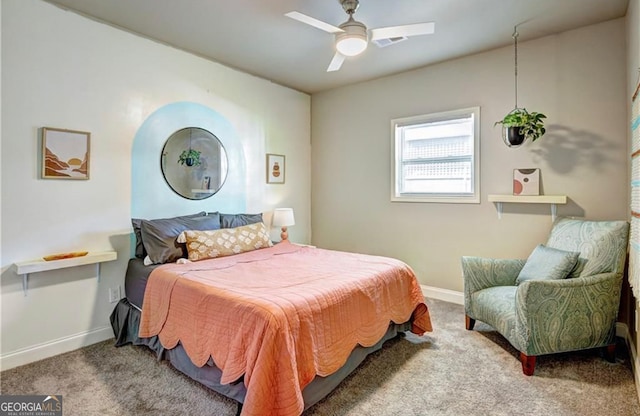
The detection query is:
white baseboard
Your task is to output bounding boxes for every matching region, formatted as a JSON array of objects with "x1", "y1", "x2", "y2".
[
  {"x1": 616, "y1": 322, "x2": 640, "y2": 402},
  {"x1": 616, "y1": 322, "x2": 629, "y2": 340},
  {"x1": 0, "y1": 325, "x2": 114, "y2": 371},
  {"x1": 421, "y1": 285, "x2": 463, "y2": 305}
]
